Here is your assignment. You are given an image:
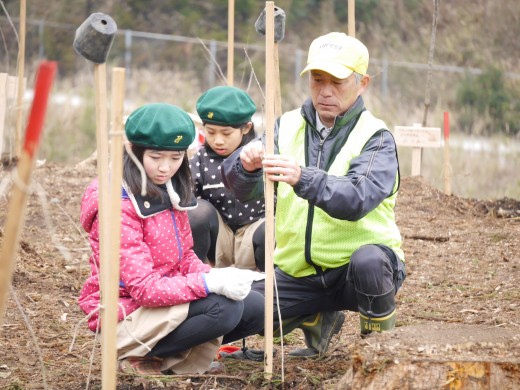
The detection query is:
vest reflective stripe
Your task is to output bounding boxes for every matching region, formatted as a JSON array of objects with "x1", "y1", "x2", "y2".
[{"x1": 275, "y1": 109, "x2": 403, "y2": 278}]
